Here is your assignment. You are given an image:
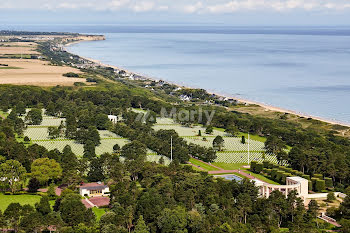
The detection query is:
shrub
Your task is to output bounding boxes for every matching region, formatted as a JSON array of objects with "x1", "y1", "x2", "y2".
[
  {"x1": 285, "y1": 168, "x2": 293, "y2": 173},
  {"x1": 255, "y1": 163, "x2": 263, "y2": 174},
  {"x1": 24, "y1": 136, "x2": 30, "y2": 143},
  {"x1": 28, "y1": 177, "x2": 40, "y2": 193},
  {"x1": 308, "y1": 180, "x2": 313, "y2": 191},
  {"x1": 296, "y1": 171, "x2": 304, "y2": 177},
  {"x1": 302, "y1": 175, "x2": 310, "y2": 180},
  {"x1": 263, "y1": 161, "x2": 271, "y2": 169},
  {"x1": 311, "y1": 177, "x2": 318, "y2": 187},
  {"x1": 271, "y1": 169, "x2": 278, "y2": 179},
  {"x1": 86, "y1": 77, "x2": 98, "y2": 83},
  {"x1": 63, "y1": 72, "x2": 79, "y2": 78},
  {"x1": 276, "y1": 171, "x2": 284, "y2": 182},
  {"x1": 313, "y1": 174, "x2": 323, "y2": 179},
  {"x1": 327, "y1": 192, "x2": 336, "y2": 202},
  {"x1": 281, "y1": 173, "x2": 287, "y2": 184},
  {"x1": 266, "y1": 169, "x2": 272, "y2": 175},
  {"x1": 282, "y1": 173, "x2": 292, "y2": 184},
  {"x1": 326, "y1": 207, "x2": 338, "y2": 217},
  {"x1": 324, "y1": 177, "x2": 333, "y2": 188},
  {"x1": 315, "y1": 179, "x2": 326, "y2": 192},
  {"x1": 251, "y1": 161, "x2": 257, "y2": 172}
]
